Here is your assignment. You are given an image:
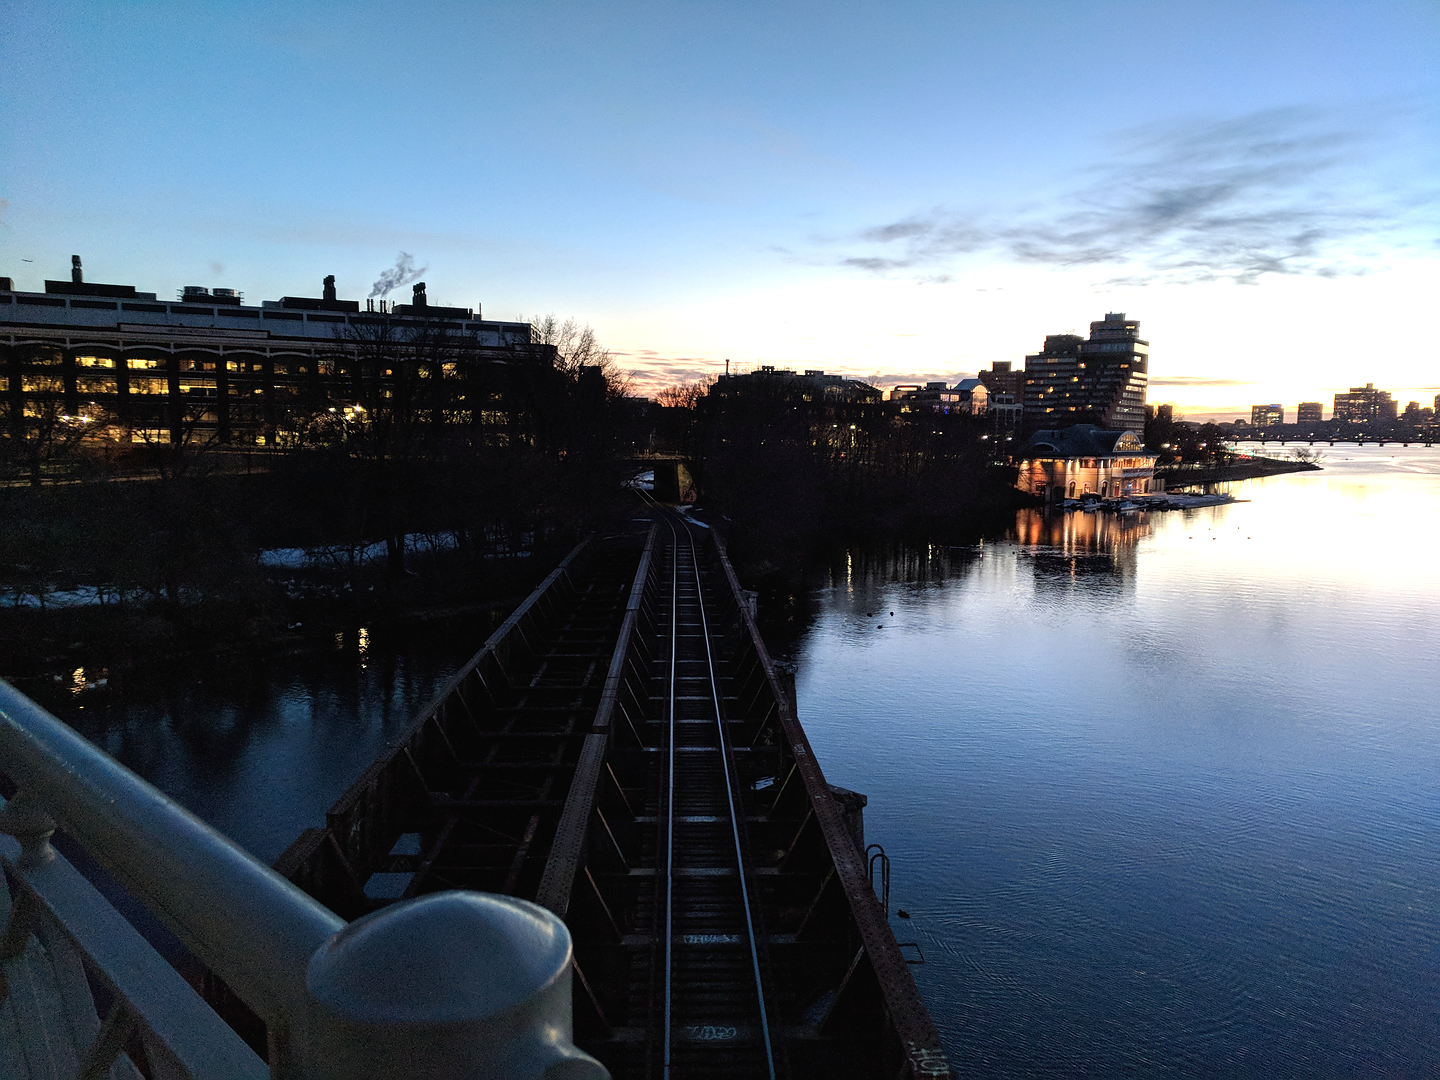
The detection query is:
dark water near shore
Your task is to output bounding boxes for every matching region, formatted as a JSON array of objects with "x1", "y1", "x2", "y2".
[
  {"x1": 23, "y1": 631, "x2": 478, "y2": 863},
  {"x1": 15, "y1": 445, "x2": 1440, "y2": 1075}
]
